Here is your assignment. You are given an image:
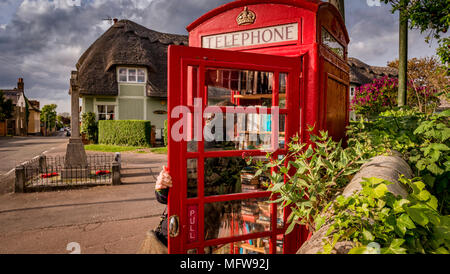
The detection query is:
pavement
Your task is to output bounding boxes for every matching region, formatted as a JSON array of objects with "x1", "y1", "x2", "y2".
[{"x1": 0, "y1": 136, "x2": 167, "y2": 254}]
